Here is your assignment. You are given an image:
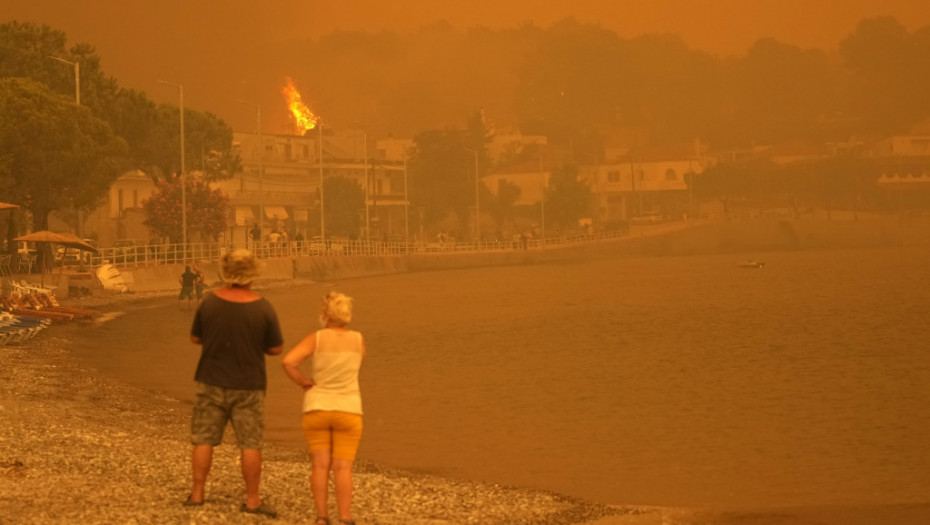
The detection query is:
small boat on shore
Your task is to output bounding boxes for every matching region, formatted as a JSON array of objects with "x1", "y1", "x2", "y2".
[{"x1": 738, "y1": 260, "x2": 765, "y2": 268}]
